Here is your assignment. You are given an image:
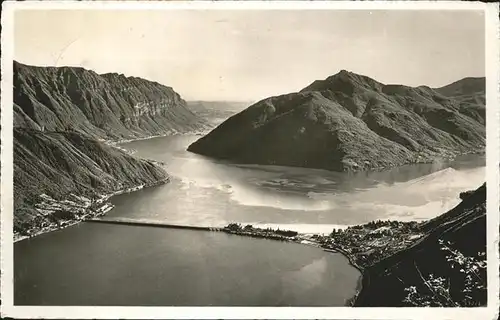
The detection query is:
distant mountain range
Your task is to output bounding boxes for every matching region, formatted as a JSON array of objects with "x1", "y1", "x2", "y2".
[
  {"x1": 188, "y1": 100, "x2": 252, "y2": 112},
  {"x1": 189, "y1": 70, "x2": 485, "y2": 172},
  {"x1": 187, "y1": 100, "x2": 251, "y2": 128}
]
